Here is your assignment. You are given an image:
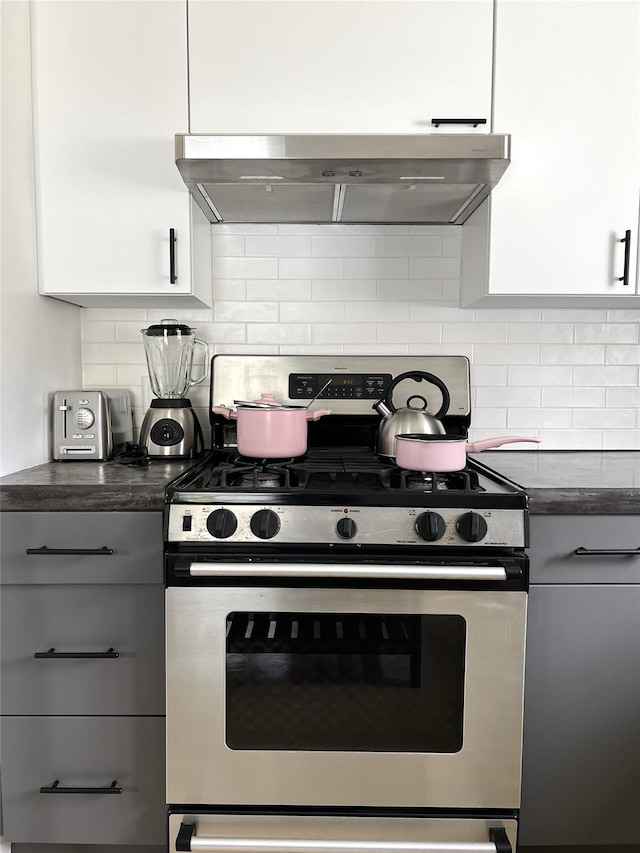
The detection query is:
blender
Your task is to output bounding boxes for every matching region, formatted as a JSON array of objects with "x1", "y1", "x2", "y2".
[{"x1": 139, "y1": 319, "x2": 209, "y2": 458}]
